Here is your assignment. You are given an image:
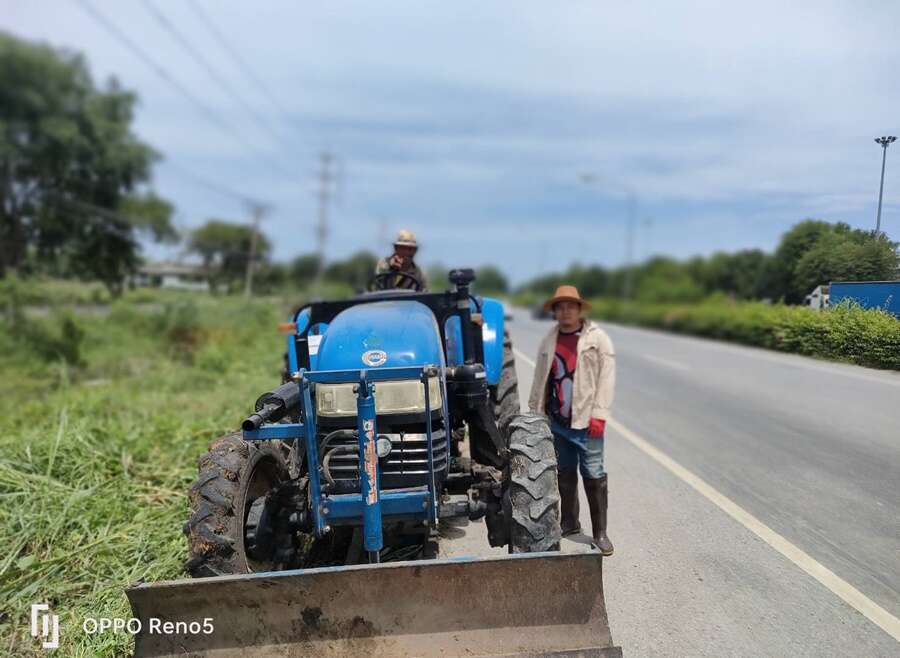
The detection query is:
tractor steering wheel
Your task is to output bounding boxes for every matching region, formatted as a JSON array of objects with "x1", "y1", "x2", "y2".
[{"x1": 368, "y1": 271, "x2": 425, "y2": 292}]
